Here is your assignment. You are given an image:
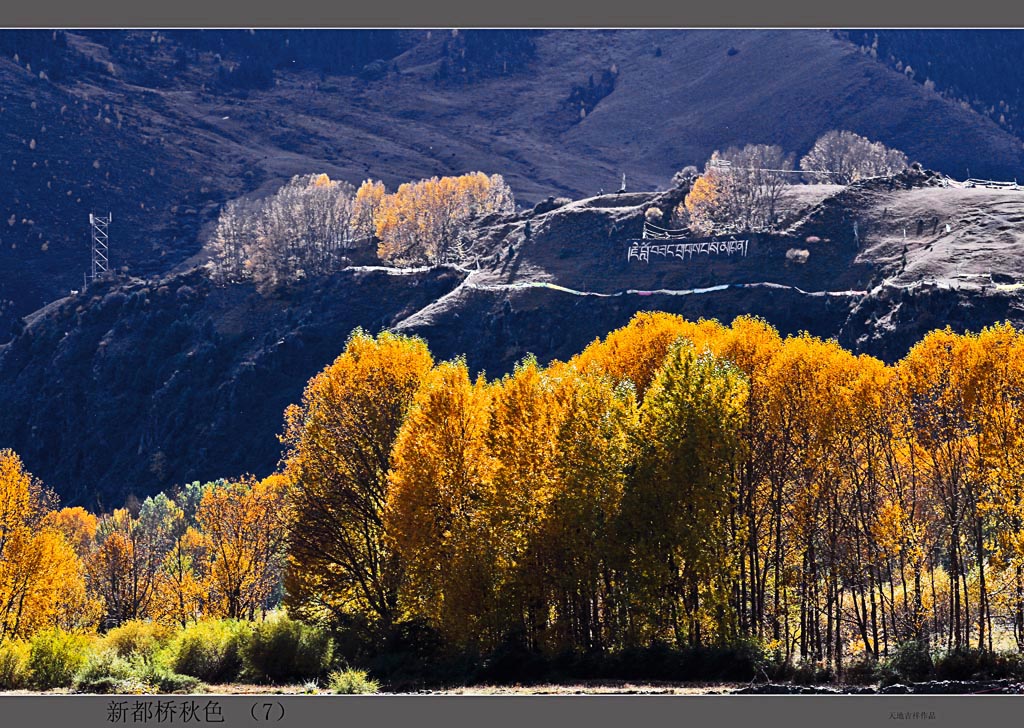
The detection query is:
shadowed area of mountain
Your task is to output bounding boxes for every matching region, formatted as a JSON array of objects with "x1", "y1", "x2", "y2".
[
  {"x1": 3, "y1": 29, "x2": 1024, "y2": 340},
  {"x1": 5, "y1": 169, "x2": 1024, "y2": 504},
  {"x1": 0, "y1": 266, "x2": 464, "y2": 506}
]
